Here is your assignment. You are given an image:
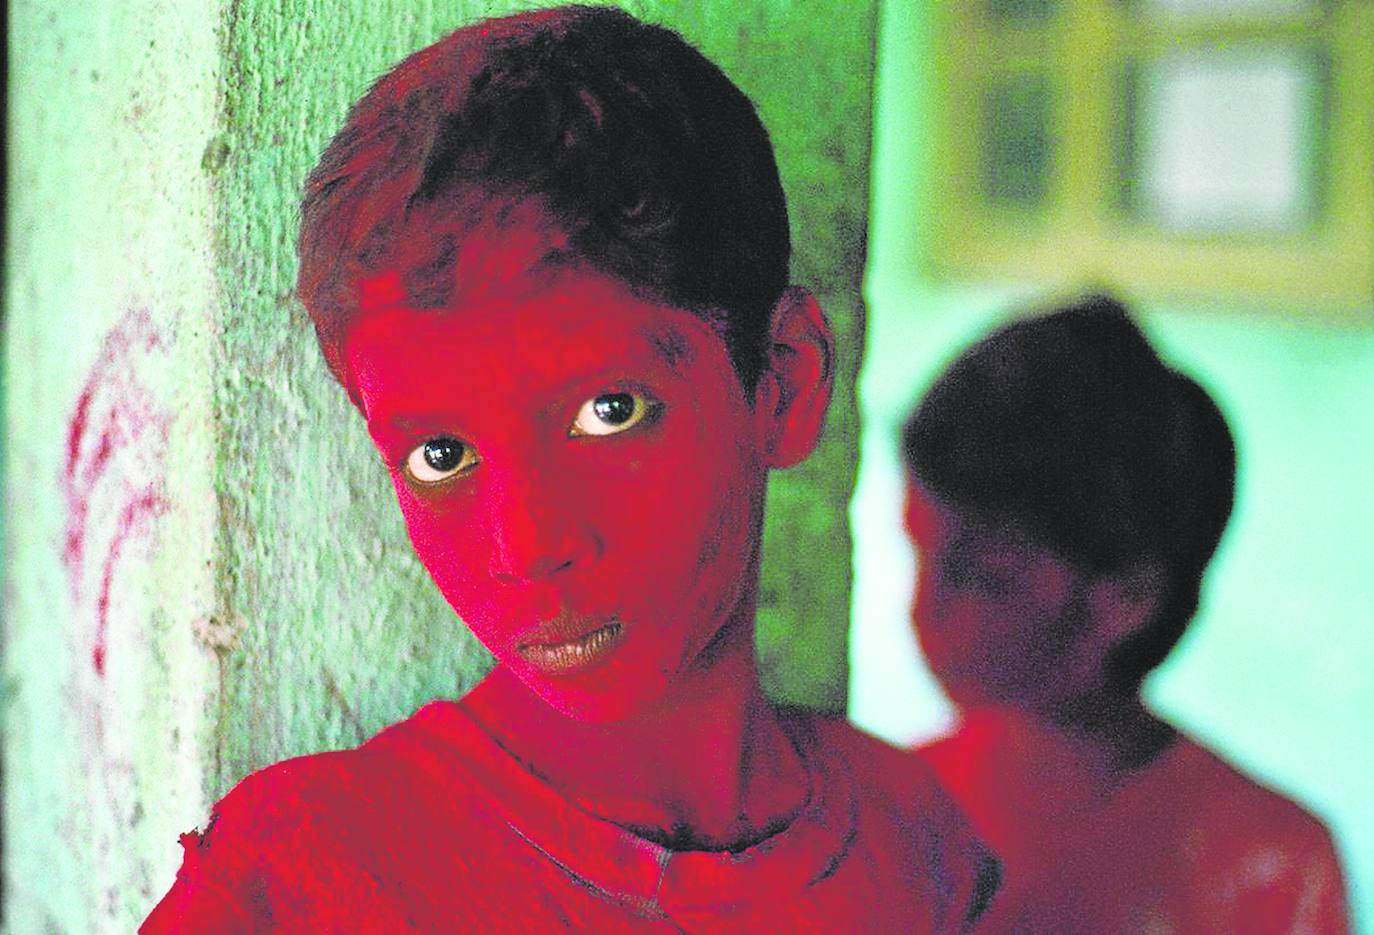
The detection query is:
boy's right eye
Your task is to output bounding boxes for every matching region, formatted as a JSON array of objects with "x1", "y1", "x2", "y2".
[{"x1": 404, "y1": 436, "x2": 478, "y2": 484}]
